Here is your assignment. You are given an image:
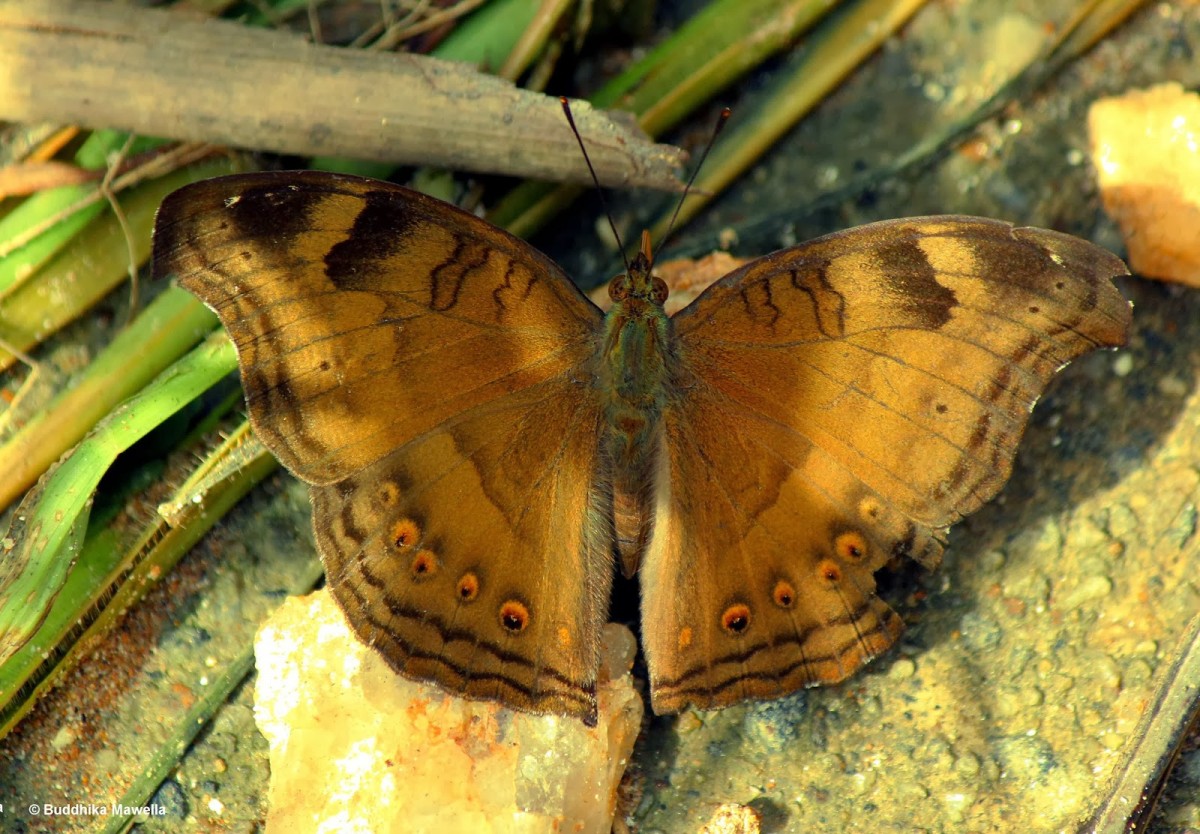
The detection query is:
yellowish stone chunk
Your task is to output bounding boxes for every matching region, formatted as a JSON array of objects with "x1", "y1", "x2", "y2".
[
  {"x1": 1089, "y1": 82, "x2": 1200, "y2": 286},
  {"x1": 254, "y1": 591, "x2": 643, "y2": 834}
]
